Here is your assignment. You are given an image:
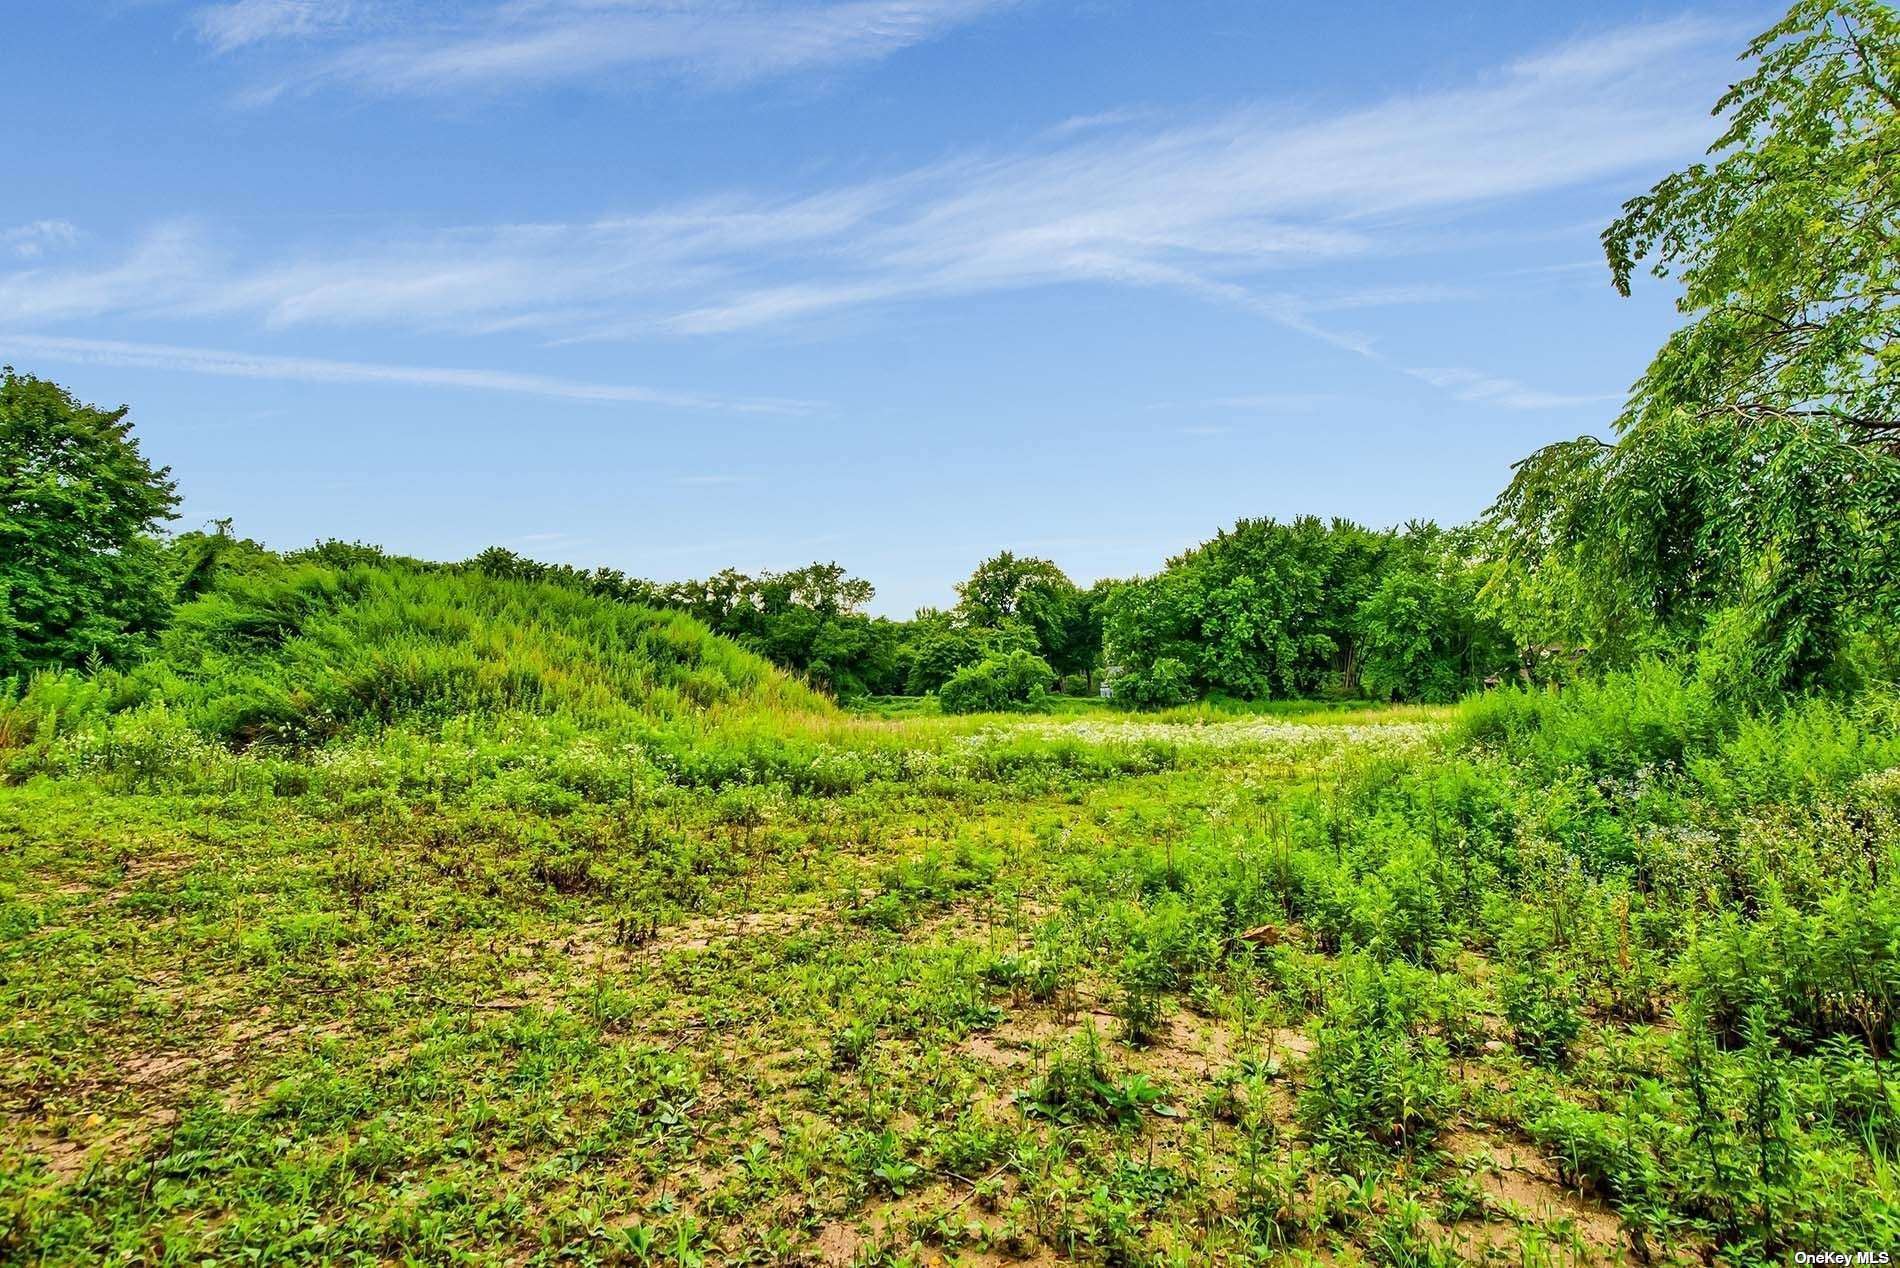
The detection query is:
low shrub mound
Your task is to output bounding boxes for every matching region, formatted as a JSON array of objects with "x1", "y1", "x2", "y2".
[
  {"x1": 1, "y1": 552, "x2": 830, "y2": 751},
  {"x1": 937, "y1": 649, "x2": 1055, "y2": 714}
]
